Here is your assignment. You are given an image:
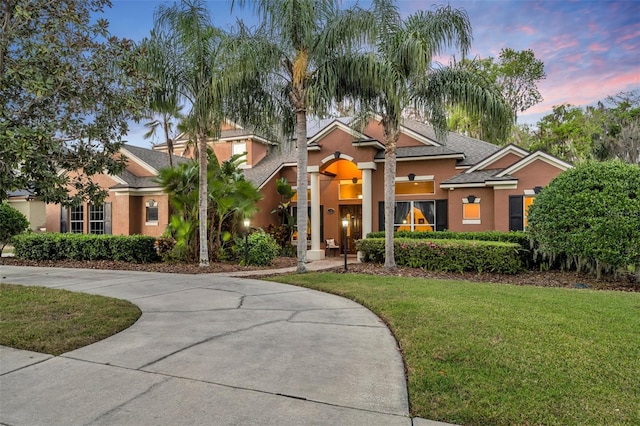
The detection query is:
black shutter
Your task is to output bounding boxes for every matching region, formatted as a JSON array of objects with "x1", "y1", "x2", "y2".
[
  {"x1": 104, "y1": 202, "x2": 112, "y2": 235},
  {"x1": 435, "y1": 200, "x2": 448, "y2": 232},
  {"x1": 509, "y1": 195, "x2": 523, "y2": 231},
  {"x1": 60, "y1": 206, "x2": 68, "y2": 233},
  {"x1": 378, "y1": 201, "x2": 385, "y2": 232}
]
